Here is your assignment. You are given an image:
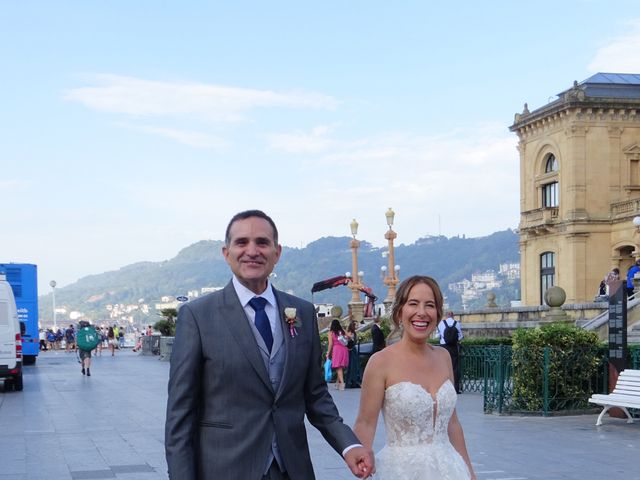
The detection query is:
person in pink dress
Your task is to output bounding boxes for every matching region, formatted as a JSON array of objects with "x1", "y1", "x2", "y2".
[{"x1": 326, "y1": 319, "x2": 350, "y2": 390}]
